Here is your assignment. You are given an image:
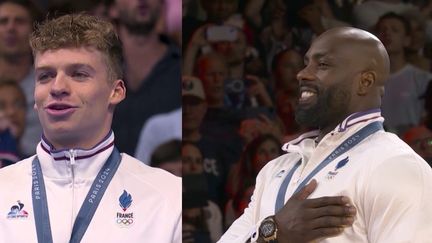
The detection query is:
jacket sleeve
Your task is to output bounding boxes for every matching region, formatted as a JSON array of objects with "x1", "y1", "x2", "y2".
[{"x1": 362, "y1": 154, "x2": 432, "y2": 242}]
